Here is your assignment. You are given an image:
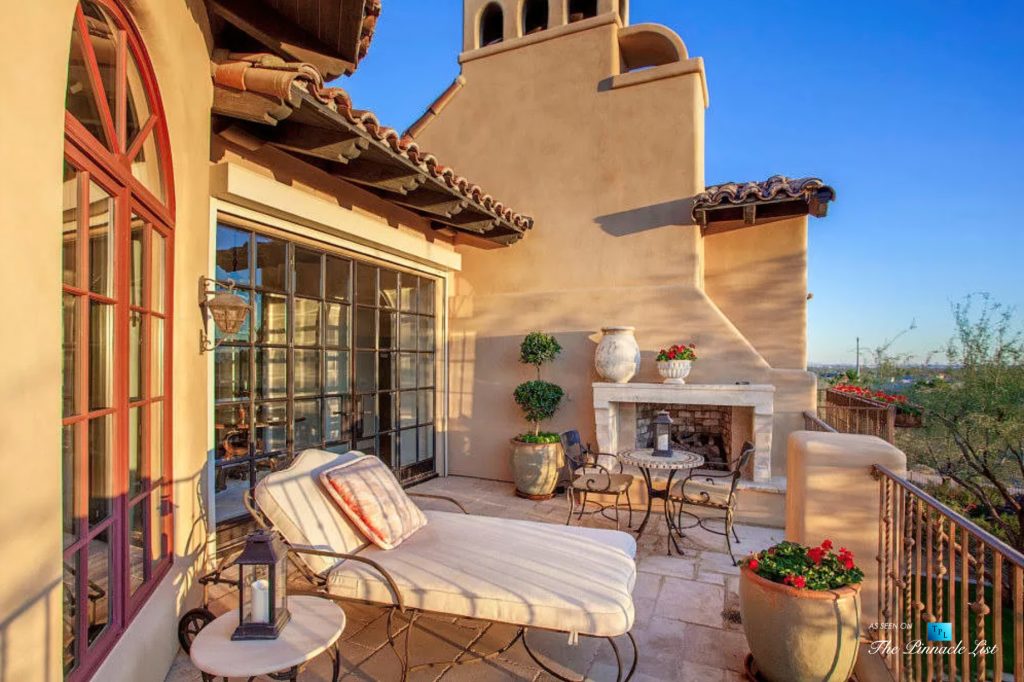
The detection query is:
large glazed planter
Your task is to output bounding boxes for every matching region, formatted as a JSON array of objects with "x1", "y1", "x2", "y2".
[
  {"x1": 656, "y1": 359, "x2": 692, "y2": 384},
  {"x1": 510, "y1": 440, "x2": 565, "y2": 500},
  {"x1": 595, "y1": 327, "x2": 640, "y2": 383},
  {"x1": 739, "y1": 566, "x2": 861, "y2": 682}
]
